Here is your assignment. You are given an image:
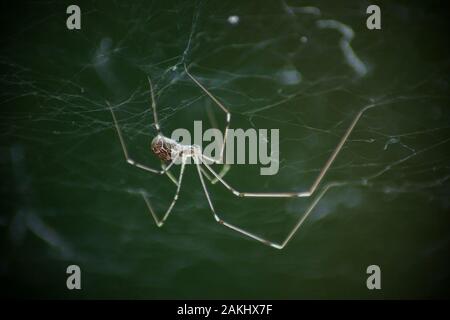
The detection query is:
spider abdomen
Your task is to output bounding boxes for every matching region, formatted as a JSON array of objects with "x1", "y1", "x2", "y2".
[{"x1": 151, "y1": 135, "x2": 180, "y2": 162}]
